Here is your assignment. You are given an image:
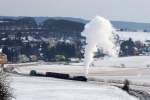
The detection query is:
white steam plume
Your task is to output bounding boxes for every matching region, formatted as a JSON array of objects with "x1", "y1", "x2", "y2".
[{"x1": 81, "y1": 16, "x2": 118, "y2": 75}]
